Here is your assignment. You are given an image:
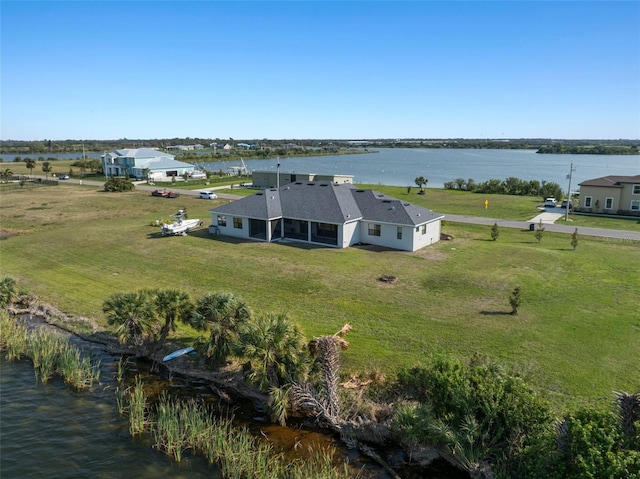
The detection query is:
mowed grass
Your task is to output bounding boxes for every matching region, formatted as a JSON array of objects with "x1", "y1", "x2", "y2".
[
  {"x1": 359, "y1": 184, "x2": 640, "y2": 231},
  {"x1": 1, "y1": 184, "x2": 639, "y2": 408}
]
